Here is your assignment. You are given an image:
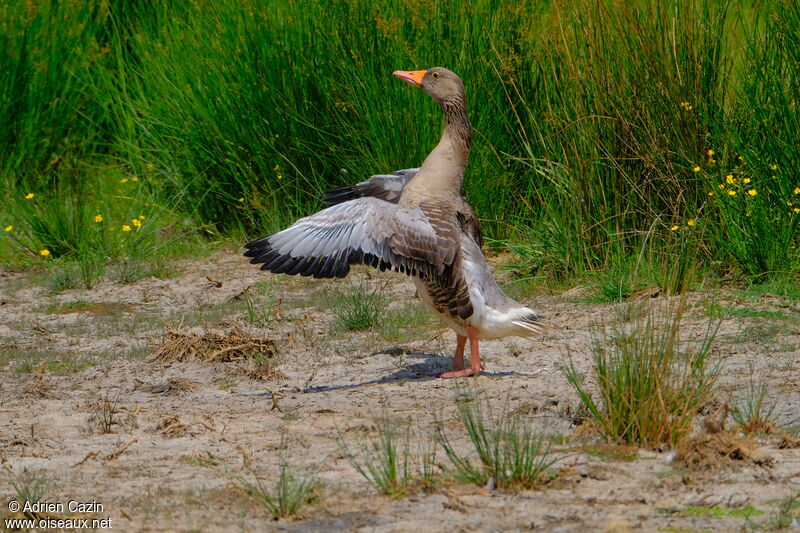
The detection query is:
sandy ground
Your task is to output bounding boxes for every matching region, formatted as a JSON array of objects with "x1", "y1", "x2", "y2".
[{"x1": 1, "y1": 249, "x2": 799, "y2": 532}]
